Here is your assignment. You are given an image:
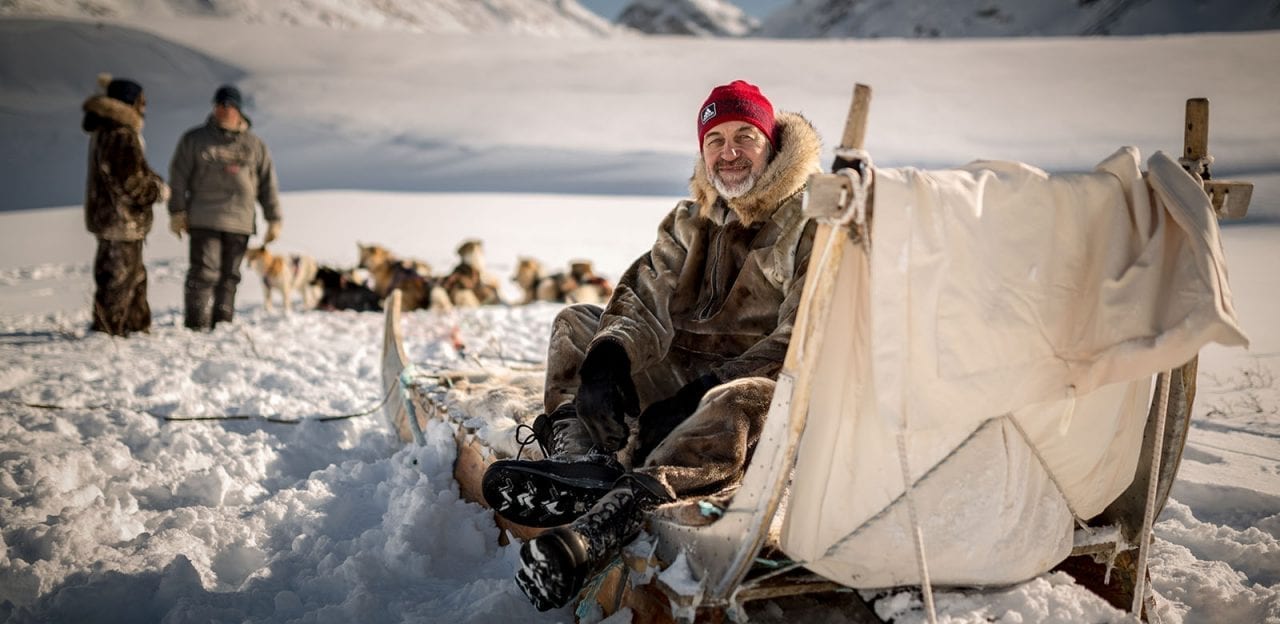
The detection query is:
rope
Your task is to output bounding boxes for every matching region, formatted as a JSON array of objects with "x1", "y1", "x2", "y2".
[
  {"x1": 1177, "y1": 154, "x2": 1214, "y2": 180},
  {"x1": 1005, "y1": 412, "x2": 1092, "y2": 531},
  {"x1": 733, "y1": 427, "x2": 1000, "y2": 612},
  {"x1": 1132, "y1": 370, "x2": 1172, "y2": 617},
  {"x1": 874, "y1": 148, "x2": 936, "y2": 624},
  {"x1": 836, "y1": 155, "x2": 873, "y2": 230},
  {"x1": 4, "y1": 378, "x2": 398, "y2": 425},
  {"x1": 400, "y1": 364, "x2": 427, "y2": 446},
  {"x1": 896, "y1": 430, "x2": 938, "y2": 624}
]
